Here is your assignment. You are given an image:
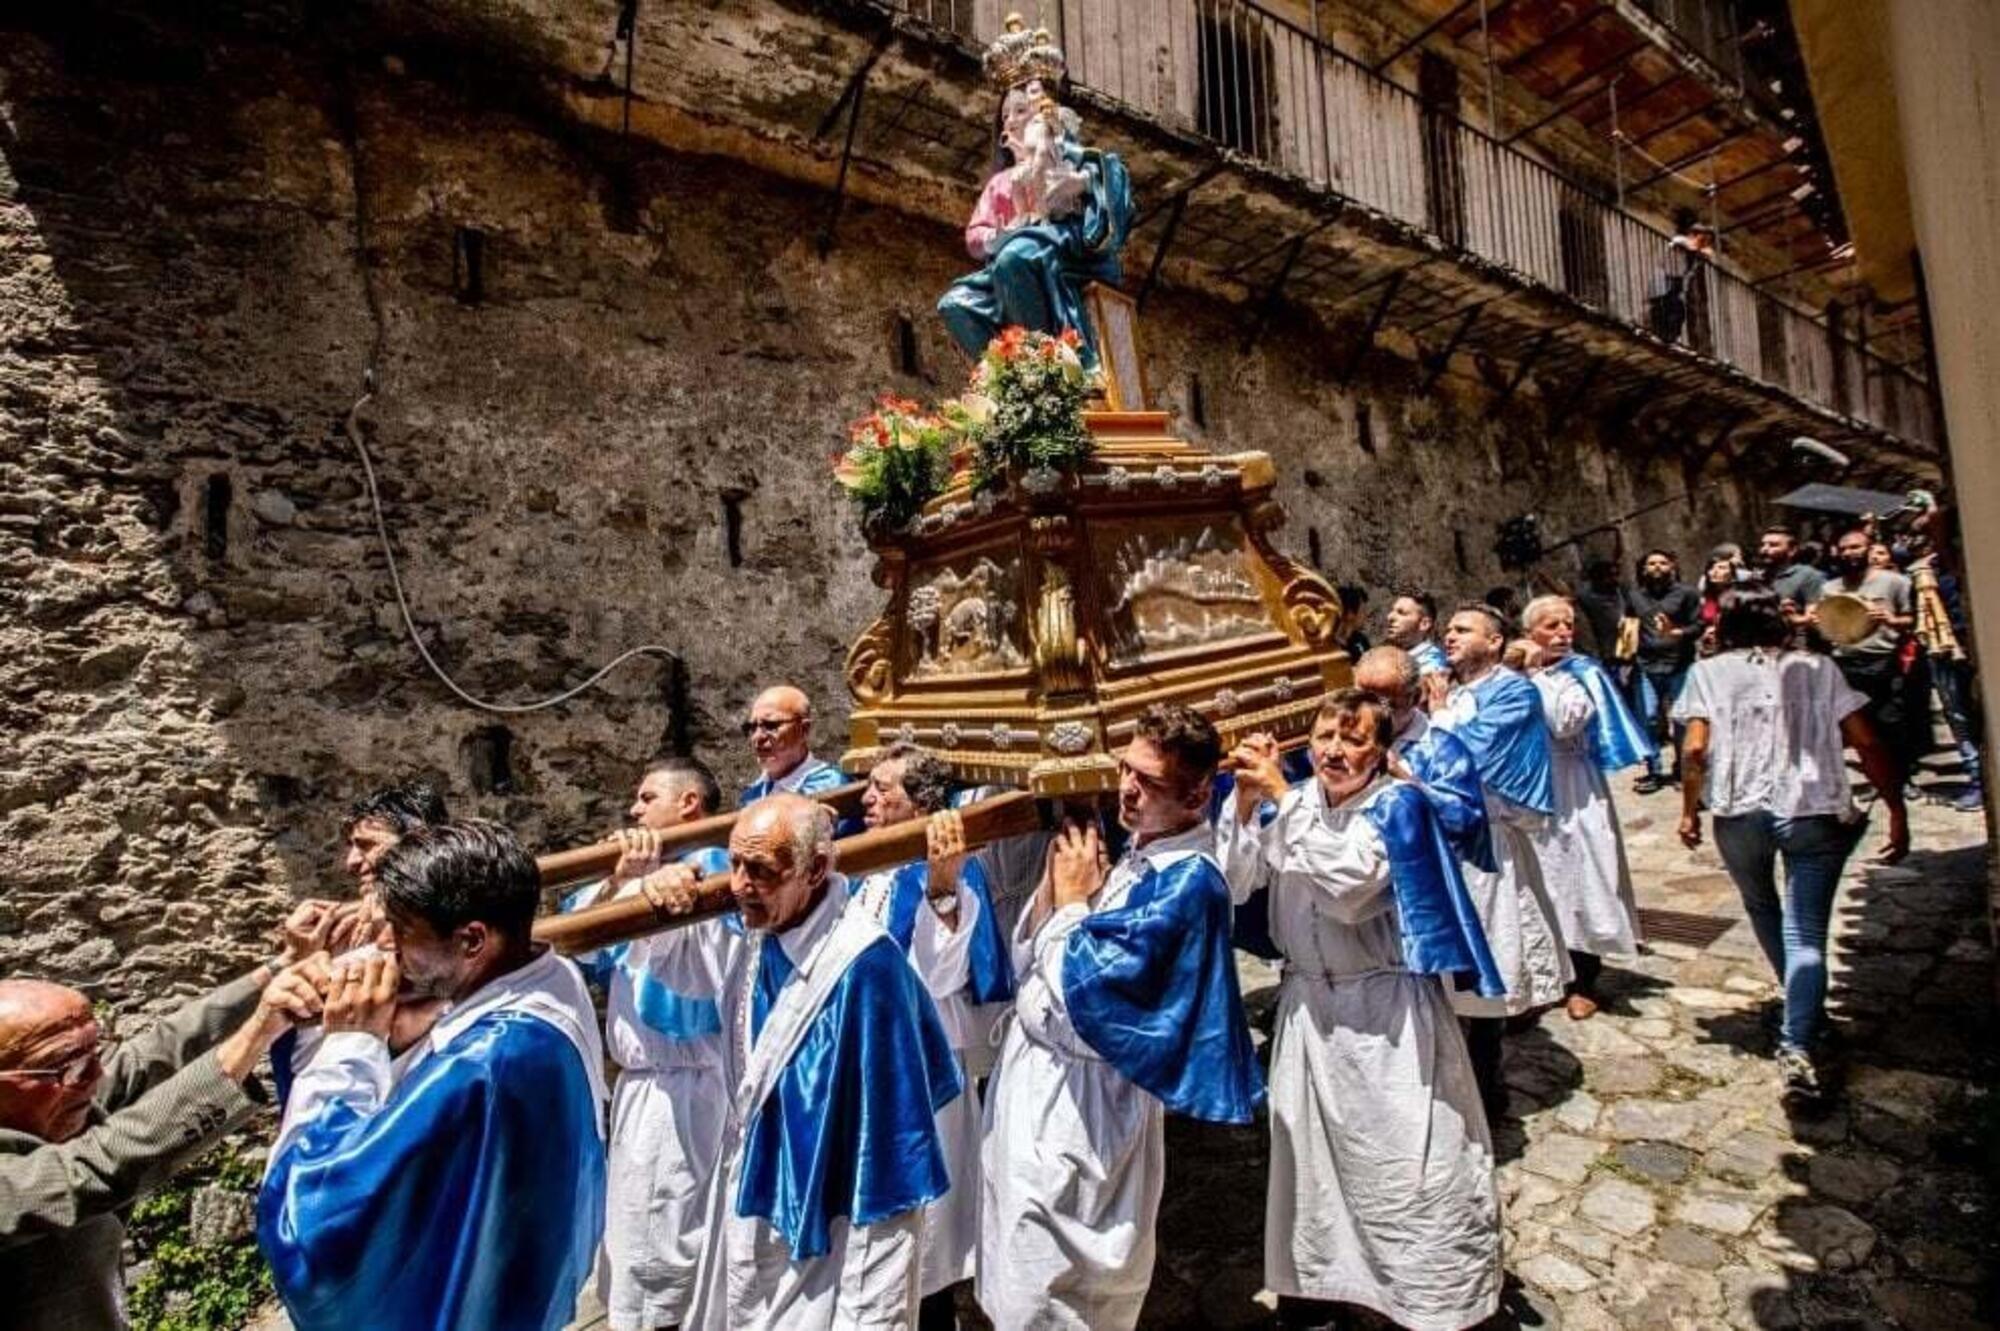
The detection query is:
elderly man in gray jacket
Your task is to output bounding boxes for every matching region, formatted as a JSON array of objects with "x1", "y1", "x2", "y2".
[{"x1": 1, "y1": 911, "x2": 332, "y2": 1331}]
